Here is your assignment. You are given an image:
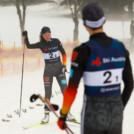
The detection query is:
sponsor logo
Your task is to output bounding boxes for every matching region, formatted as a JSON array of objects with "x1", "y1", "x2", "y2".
[
  {"x1": 70, "y1": 69, "x2": 74, "y2": 78},
  {"x1": 59, "y1": 74, "x2": 65, "y2": 77},
  {"x1": 52, "y1": 46, "x2": 58, "y2": 50},
  {"x1": 103, "y1": 57, "x2": 125, "y2": 63},
  {"x1": 61, "y1": 79, "x2": 67, "y2": 85},
  {"x1": 44, "y1": 48, "x2": 47, "y2": 51},
  {"x1": 71, "y1": 62, "x2": 78, "y2": 67},
  {"x1": 91, "y1": 56, "x2": 125, "y2": 67},
  {"x1": 72, "y1": 51, "x2": 78, "y2": 61},
  {"x1": 48, "y1": 47, "x2": 58, "y2": 51},
  {"x1": 100, "y1": 86, "x2": 119, "y2": 93},
  {"x1": 91, "y1": 57, "x2": 102, "y2": 67},
  {"x1": 44, "y1": 77, "x2": 49, "y2": 82}
]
